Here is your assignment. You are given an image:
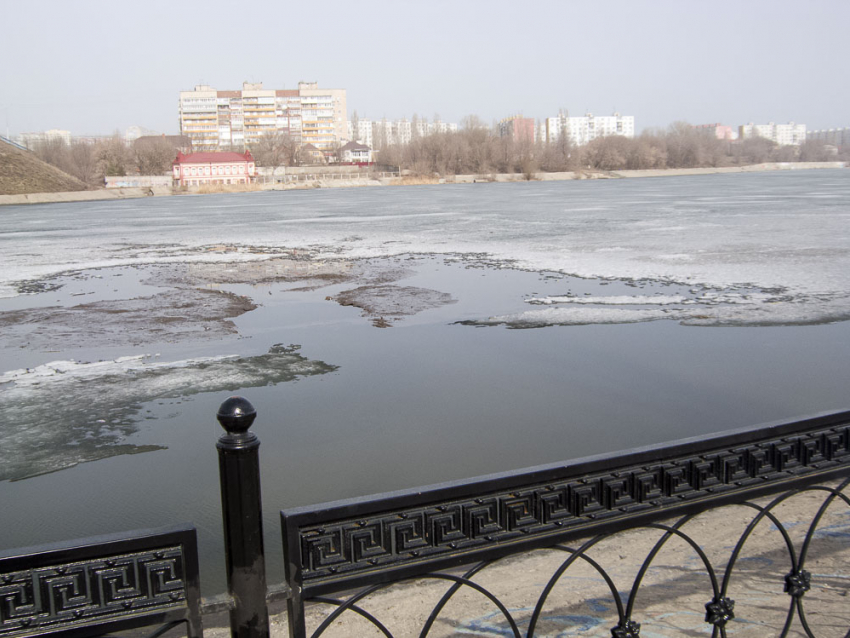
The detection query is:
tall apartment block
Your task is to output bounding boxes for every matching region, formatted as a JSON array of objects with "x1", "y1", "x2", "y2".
[
  {"x1": 544, "y1": 111, "x2": 635, "y2": 146},
  {"x1": 497, "y1": 116, "x2": 536, "y2": 143},
  {"x1": 809, "y1": 128, "x2": 850, "y2": 147},
  {"x1": 347, "y1": 118, "x2": 458, "y2": 147},
  {"x1": 739, "y1": 122, "x2": 806, "y2": 146},
  {"x1": 179, "y1": 81, "x2": 347, "y2": 153}
]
